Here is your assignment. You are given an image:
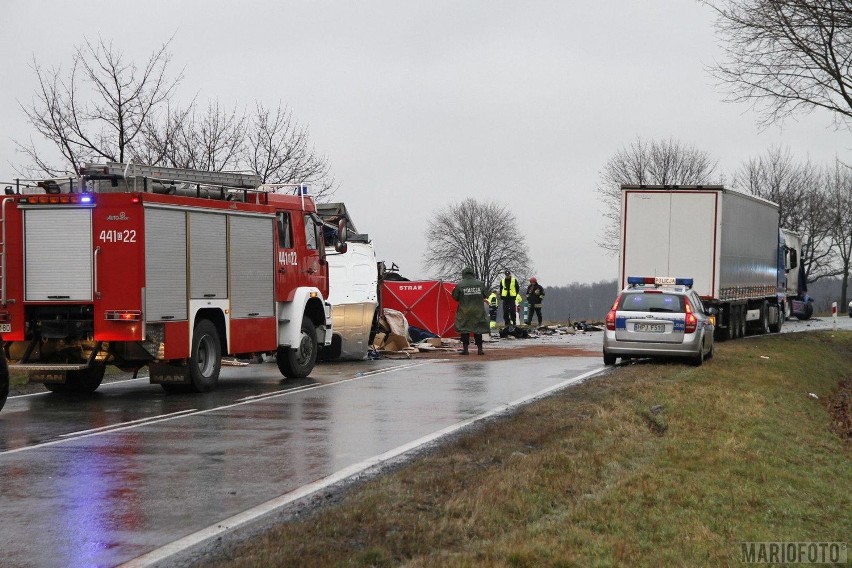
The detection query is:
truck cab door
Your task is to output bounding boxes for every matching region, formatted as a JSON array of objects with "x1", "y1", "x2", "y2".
[
  {"x1": 301, "y1": 213, "x2": 328, "y2": 297},
  {"x1": 275, "y1": 211, "x2": 299, "y2": 301}
]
